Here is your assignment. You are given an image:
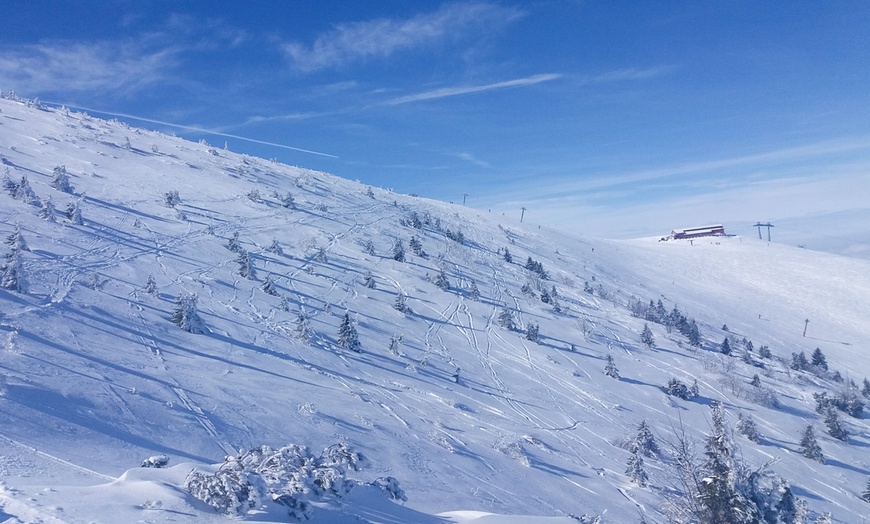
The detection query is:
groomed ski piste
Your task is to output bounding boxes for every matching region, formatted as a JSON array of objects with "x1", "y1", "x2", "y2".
[{"x1": 0, "y1": 96, "x2": 869, "y2": 523}]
